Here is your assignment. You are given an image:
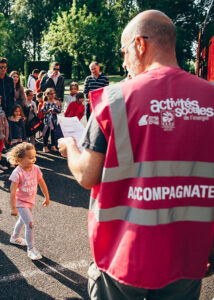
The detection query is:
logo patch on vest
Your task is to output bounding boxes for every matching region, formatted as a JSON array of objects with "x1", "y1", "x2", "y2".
[
  {"x1": 138, "y1": 115, "x2": 159, "y2": 126},
  {"x1": 138, "y1": 97, "x2": 214, "y2": 132},
  {"x1": 161, "y1": 111, "x2": 175, "y2": 131}
]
